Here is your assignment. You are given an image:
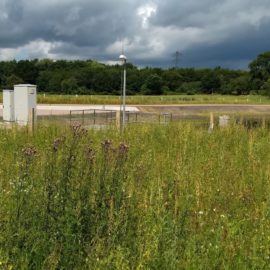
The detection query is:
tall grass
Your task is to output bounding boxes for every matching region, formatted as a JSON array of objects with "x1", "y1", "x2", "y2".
[
  {"x1": 36, "y1": 94, "x2": 270, "y2": 105},
  {"x1": 0, "y1": 123, "x2": 270, "y2": 269},
  {"x1": 0, "y1": 93, "x2": 269, "y2": 105}
]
